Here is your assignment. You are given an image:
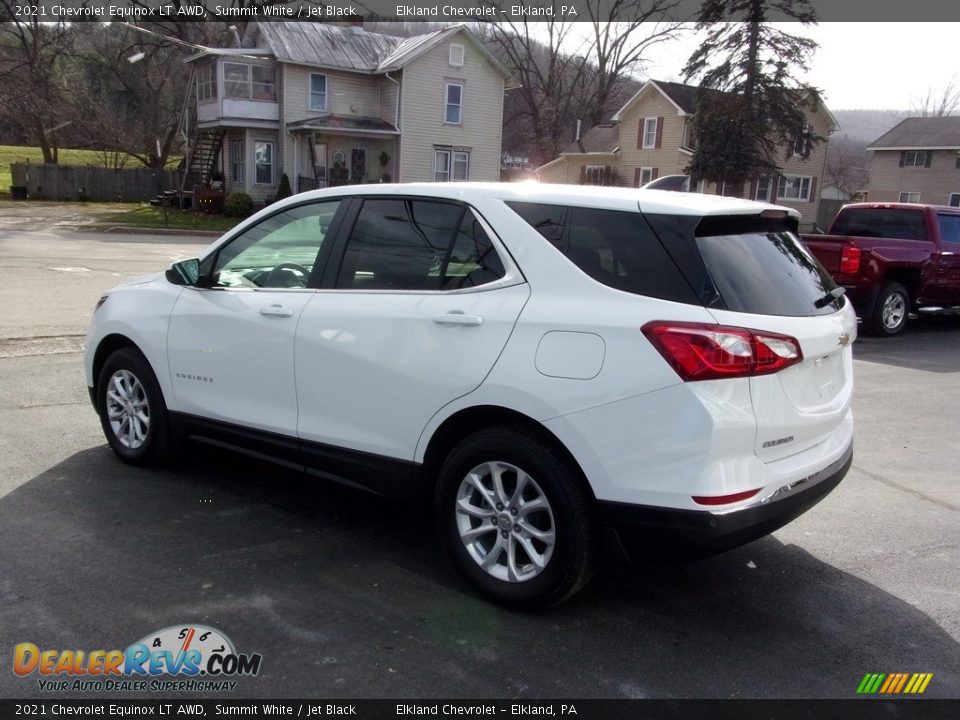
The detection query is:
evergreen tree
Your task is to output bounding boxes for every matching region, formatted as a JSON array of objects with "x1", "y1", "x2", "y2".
[{"x1": 682, "y1": 0, "x2": 821, "y2": 189}]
